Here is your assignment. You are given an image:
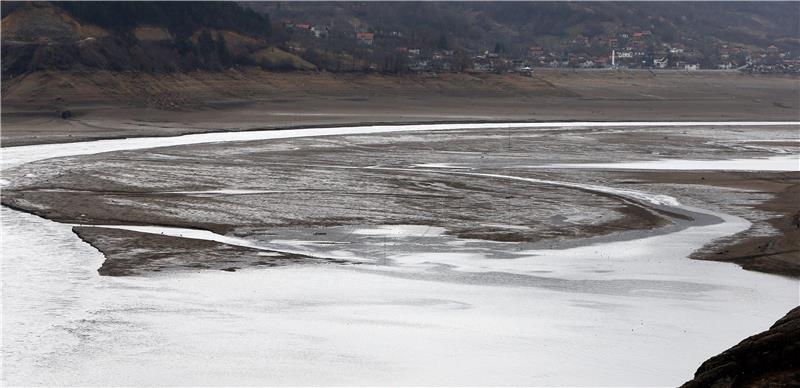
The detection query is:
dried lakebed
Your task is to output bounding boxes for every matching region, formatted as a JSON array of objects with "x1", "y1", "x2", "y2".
[{"x1": 1, "y1": 122, "x2": 799, "y2": 385}]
